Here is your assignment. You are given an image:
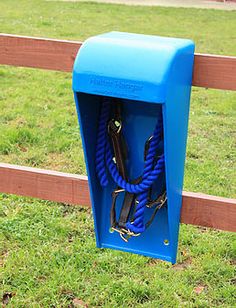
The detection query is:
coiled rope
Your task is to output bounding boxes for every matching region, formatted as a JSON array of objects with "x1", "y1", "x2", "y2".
[{"x1": 95, "y1": 97, "x2": 165, "y2": 234}]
